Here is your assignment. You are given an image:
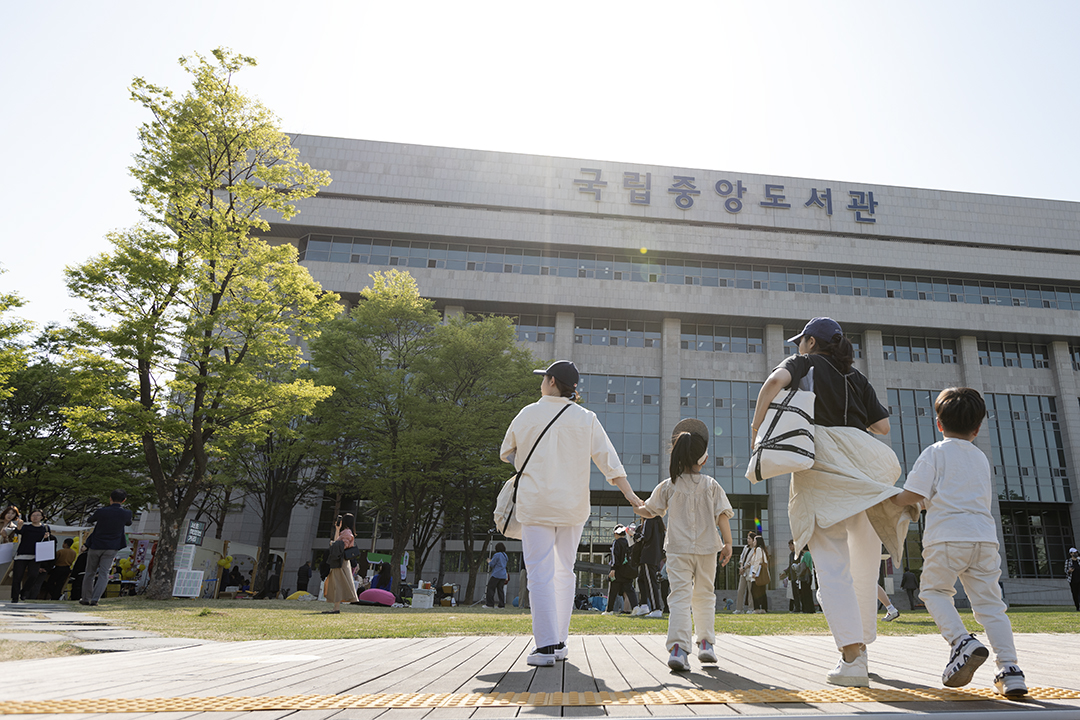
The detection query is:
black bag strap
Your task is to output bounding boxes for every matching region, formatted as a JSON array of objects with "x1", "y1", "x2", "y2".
[{"x1": 503, "y1": 403, "x2": 572, "y2": 534}]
